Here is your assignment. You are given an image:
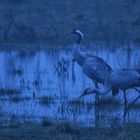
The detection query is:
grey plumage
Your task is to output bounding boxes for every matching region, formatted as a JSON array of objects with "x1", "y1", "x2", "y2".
[
  {"x1": 81, "y1": 69, "x2": 140, "y2": 95},
  {"x1": 110, "y1": 69, "x2": 140, "y2": 91},
  {"x1": 80, "y1": 69, "x2": 140, "y2": 121},
  {"x1": 82, "y1": 56, "x2": 111, "y2": 84},
  {"x1": 72, "y1": 29, "x2": 119, "y2": 96}
]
